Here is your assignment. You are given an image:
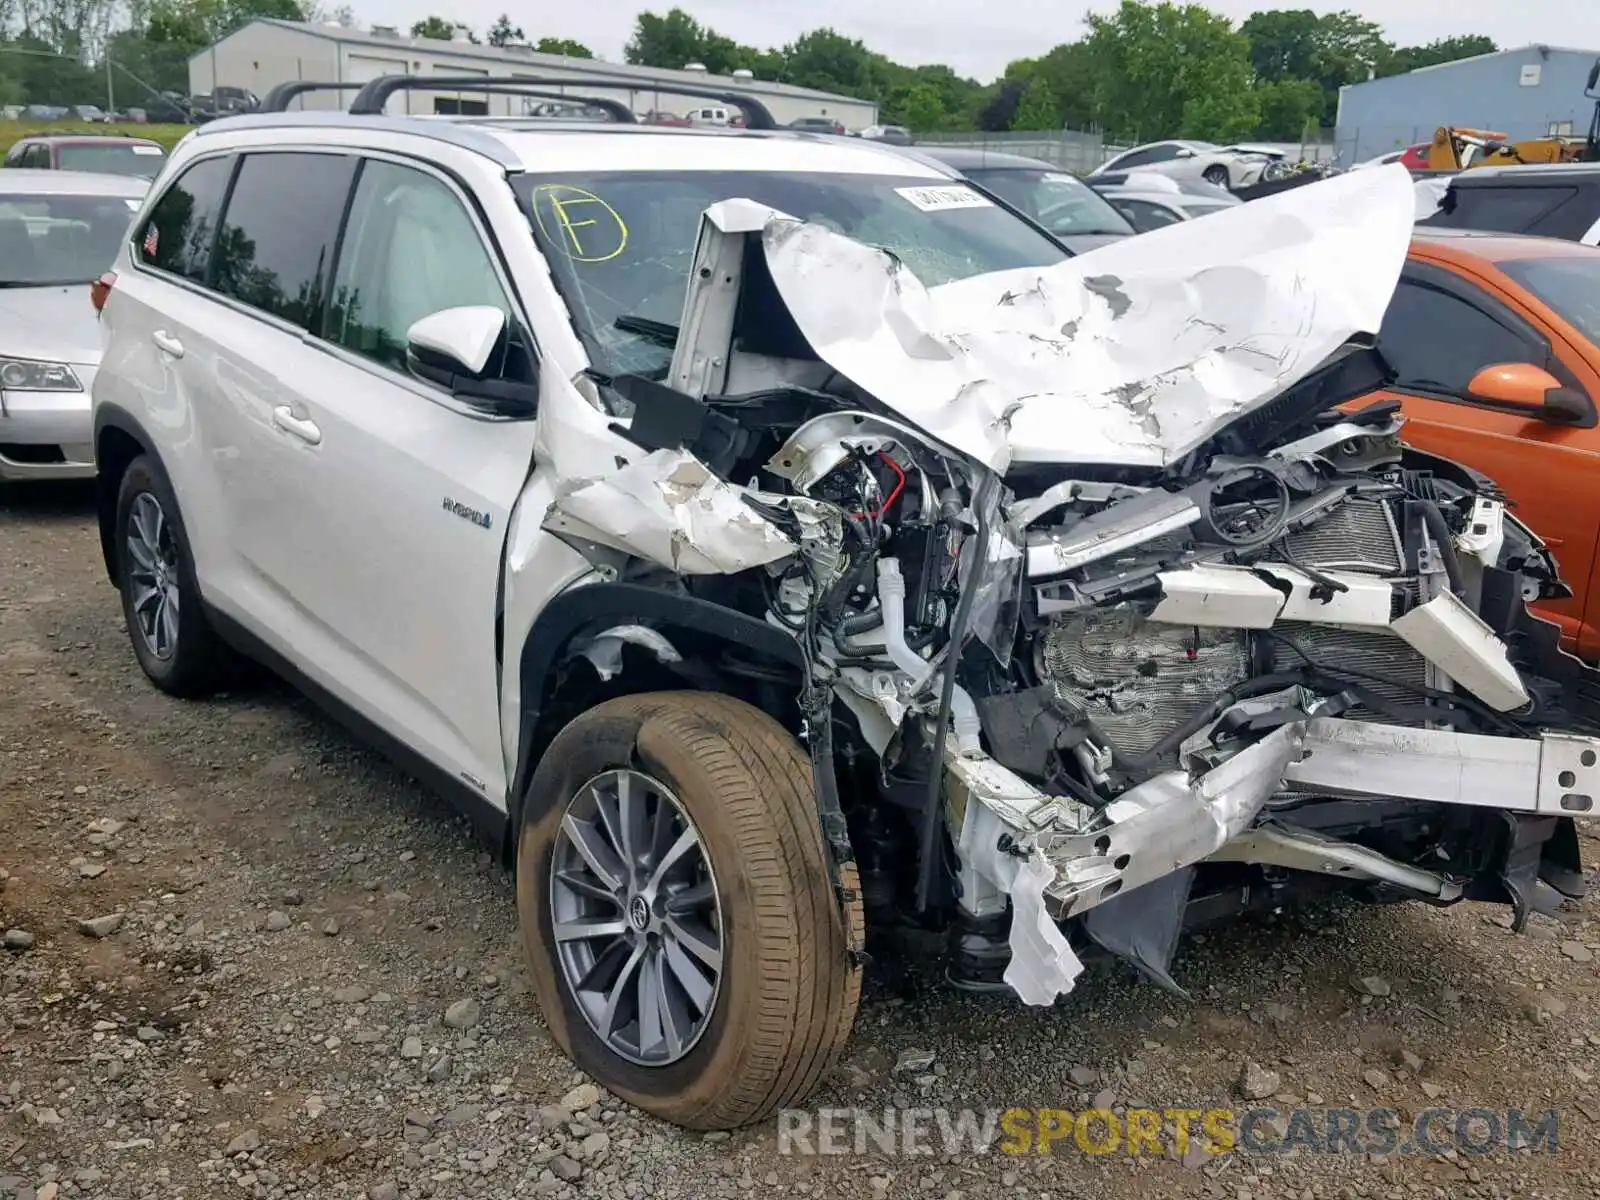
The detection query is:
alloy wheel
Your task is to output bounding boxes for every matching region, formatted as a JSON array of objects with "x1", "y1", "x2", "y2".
[
  {"x1": 549, "y1": 768, "x2": 725, "y2": 1067},
  {"x1": 125, "y1": 491, "x2": 180, "y2": 661}
]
